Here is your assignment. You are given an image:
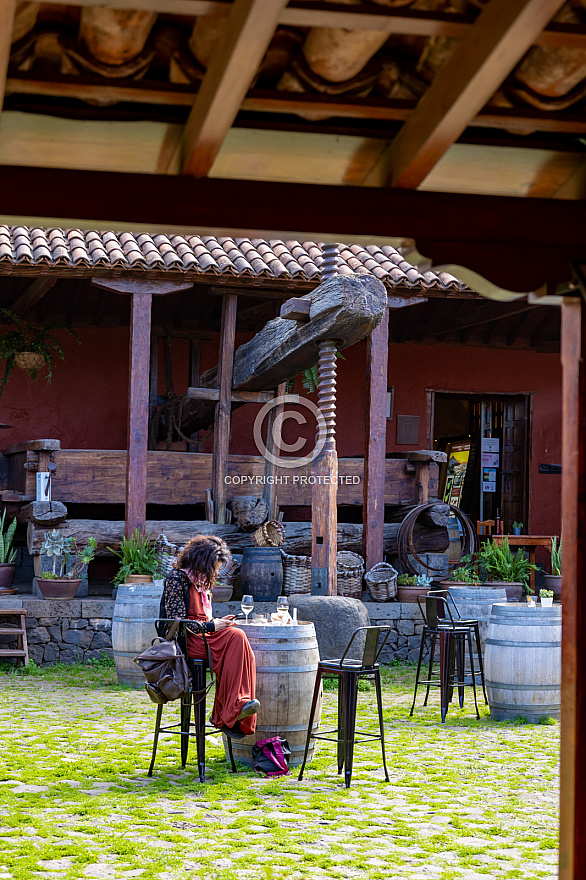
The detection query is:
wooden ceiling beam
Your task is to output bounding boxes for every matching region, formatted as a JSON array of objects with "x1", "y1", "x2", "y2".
[
  {"x1": 388, "y1": 0, "x2": 567, "y2": 189},
  {"x1": 0, "y1": 0, "x2": 17, "y2": 126},
  {"x1": 181, "y1": 0, "x2": 288, "y2": 177},
  {"x1": 42, "y1": 0, "x2": 586, "y2": 48},
  {"x1": 11, "y1": 277, "x2": 56, "y2": 317}
]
